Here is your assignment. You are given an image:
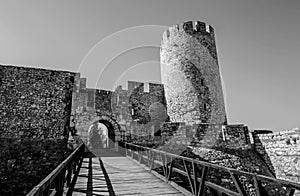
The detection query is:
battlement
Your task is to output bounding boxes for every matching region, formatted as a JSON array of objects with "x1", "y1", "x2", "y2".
[
  {"x1": 96, "y1": 89, "x2": 113, "y2": 94},
  {"x1": 162, "y1": 20, "x2": 215, "y2": 42},
  {"x1": 79, "y1": 78, "x2": 87, "y2": 91},
  {"x1": 77, "y1": 77, "x2": 164, "y2": 96},
  {"x1": 127, "y1": 81, "x2": 144, "y2": 91},
  {"x1": 114, "y1": 80, "x2": 164, "y2": 94}
]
